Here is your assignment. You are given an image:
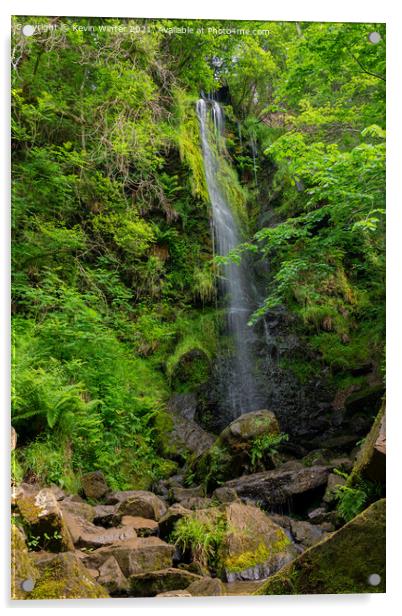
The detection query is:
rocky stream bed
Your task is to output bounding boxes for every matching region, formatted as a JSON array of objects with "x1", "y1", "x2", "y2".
[{"x1": 11, "y1": 406, "x2": 386, "y2": 599}]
